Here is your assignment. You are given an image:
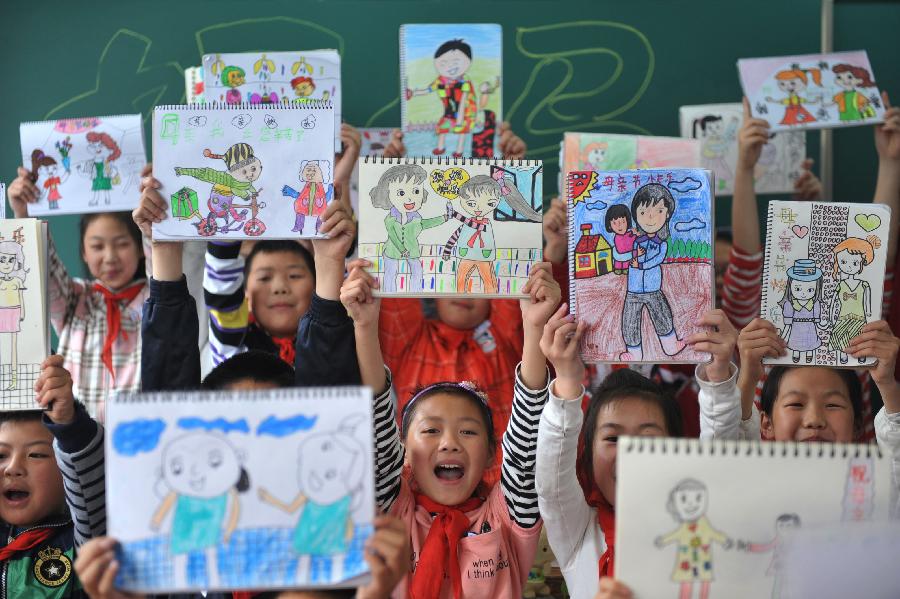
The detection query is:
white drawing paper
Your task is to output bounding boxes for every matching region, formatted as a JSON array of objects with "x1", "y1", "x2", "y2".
[{"x1": 185, "y1": 66, "x2": 205, "y2": 104}]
